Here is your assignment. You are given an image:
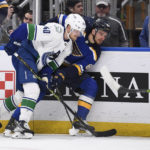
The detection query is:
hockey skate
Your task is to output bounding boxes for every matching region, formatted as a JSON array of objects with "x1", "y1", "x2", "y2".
[
  {"x1": 69, "y1": 119, "x2": 95, "y2": 136},
  {"x1": 11, "y1": 120, "x2": 34, "y2": 139},
  {"x1": 3, "y1": 116, "x2": 18, "y2": 137}
]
